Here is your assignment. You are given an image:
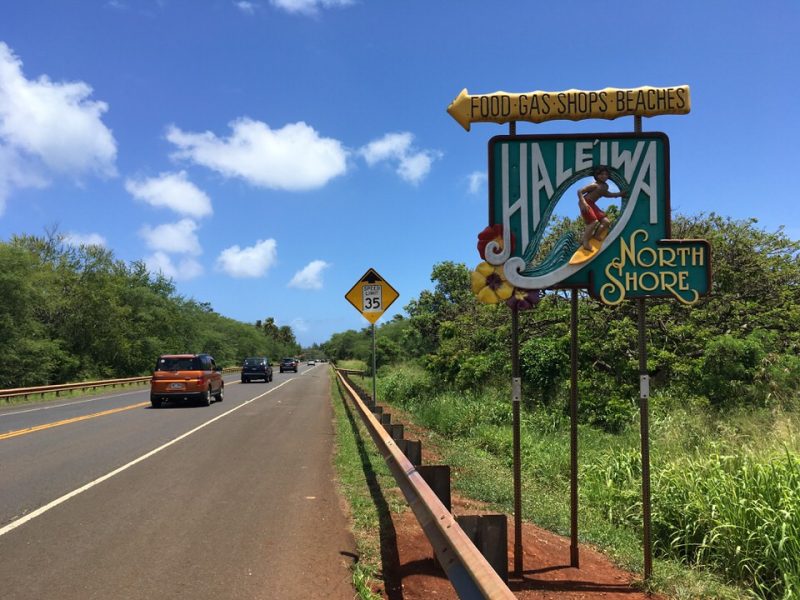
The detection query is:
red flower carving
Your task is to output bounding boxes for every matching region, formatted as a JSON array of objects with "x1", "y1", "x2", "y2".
[{"x1": 477, "y1": 224, "x2": 515, "y2": 260}]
